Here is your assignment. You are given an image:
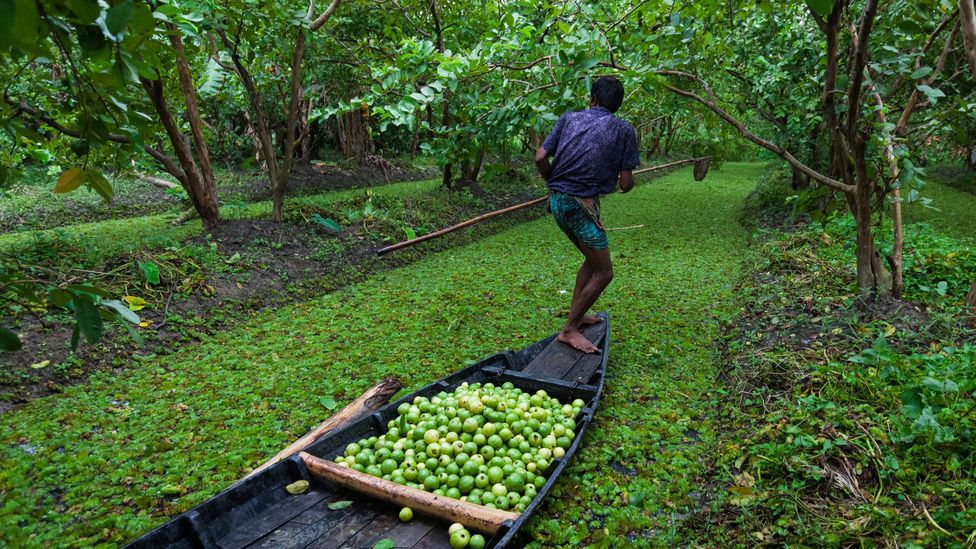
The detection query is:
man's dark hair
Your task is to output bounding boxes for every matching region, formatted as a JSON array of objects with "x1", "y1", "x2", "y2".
[{"x1": 590, "y1": 76, "x2": 624, "y2": 113}]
